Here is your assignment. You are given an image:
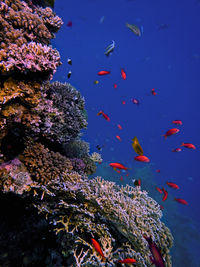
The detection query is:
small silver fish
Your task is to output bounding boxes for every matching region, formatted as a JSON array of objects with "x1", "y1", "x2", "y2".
[
  {"x1": 126, "y1": 23, "x2": 141, "y2": 37},
  {"x1": 104, "y1": 40, "x2": 115, "y2": 56}
]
